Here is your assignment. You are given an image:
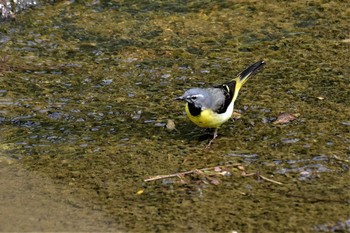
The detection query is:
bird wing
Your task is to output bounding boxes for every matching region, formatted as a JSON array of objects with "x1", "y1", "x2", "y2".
[
  {"x1": 211, "y1": 60, "x2": 265, "y2": 114},
  {"x1": 208, "y1": 81, "x2": 236, "y2": 114}
]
